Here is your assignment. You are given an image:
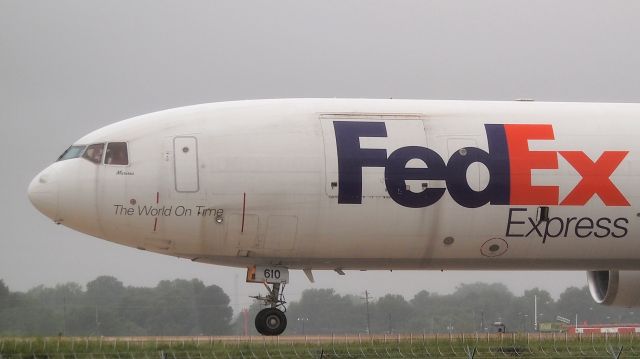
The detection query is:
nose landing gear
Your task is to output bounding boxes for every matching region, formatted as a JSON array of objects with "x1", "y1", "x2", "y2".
[{"x1": 247, "y1": 266, "x2": 289, "y2": 336}]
